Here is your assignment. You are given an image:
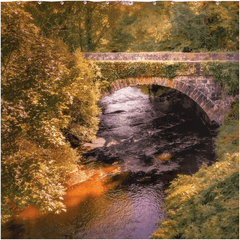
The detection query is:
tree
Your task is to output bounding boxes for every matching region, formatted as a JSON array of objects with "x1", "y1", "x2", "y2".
[
  {"x1": 64, "y1": 49, "x2": 101, "y2": 143},
  {"x1": 24, "y1": 1, "x2": 239, "y2": 53},
  {"x1": 156, "y1": 1, "x2": 239, "y2": 52},
  {"x1": 1, "y1": 2, "x2": 73, "y2": 156},
  {"x1": 118, "y1": 2, "x2": 172, "y2": 52},
  {"x1": 25, "y1": 1, "x2": 131, "y2": 52},
  {"x1": 1, "y1": 2, "x2": 101, "y2": 222}
]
